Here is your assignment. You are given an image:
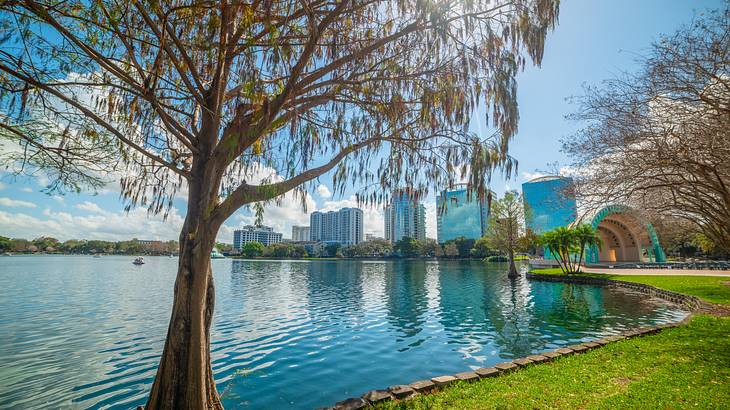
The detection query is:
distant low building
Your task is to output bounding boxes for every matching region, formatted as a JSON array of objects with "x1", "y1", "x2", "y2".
[
  {"x1": 233, "y1": 225, "x2": 283, "y2": 250},
  {"x1": 291, "y1": 225, "x2": 311, "y2": 242},
  {"x1": 365, "y1": 233, "x2": 384, "y2": 242},
  {"x1": 290, "y1": 240, "x2": 325, "y2": 257}
]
